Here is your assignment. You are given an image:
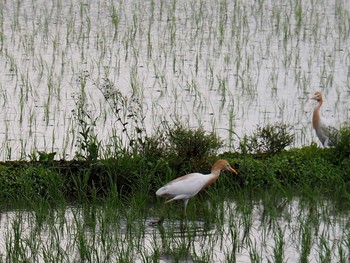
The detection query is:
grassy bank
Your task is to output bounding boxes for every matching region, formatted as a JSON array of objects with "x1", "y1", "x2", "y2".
[{"x1": 0, "y1": 144, "x2": 349, "y2": 206}]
